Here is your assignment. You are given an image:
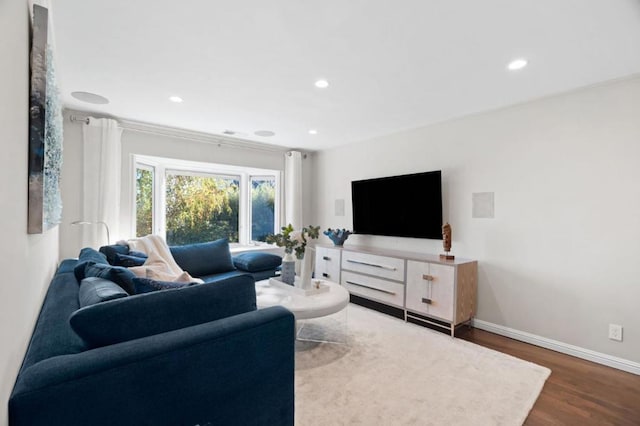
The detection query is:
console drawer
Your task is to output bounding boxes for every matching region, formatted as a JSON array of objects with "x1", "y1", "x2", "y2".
[
  {"x1": 315, "y1": 246, "x2": 341, "y2": 282},
  {"x1": 341, "y1": 251, "x2": 405, "y2": 282},
  {"x1": 341, "y1": 271, "x2": 405, "y2": 308}
]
